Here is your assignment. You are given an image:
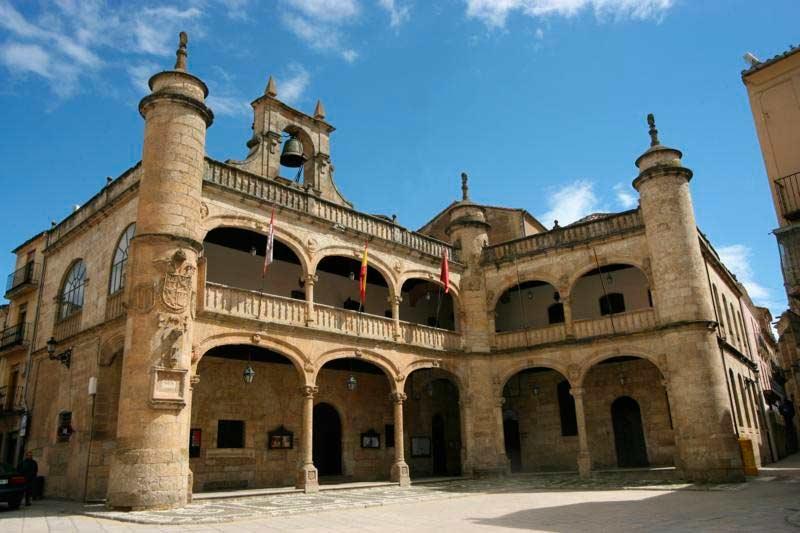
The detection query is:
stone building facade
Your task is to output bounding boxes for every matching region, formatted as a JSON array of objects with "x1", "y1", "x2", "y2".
[{"x1": 0, "y1": 35, "x2": 777, "y2": 510}]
